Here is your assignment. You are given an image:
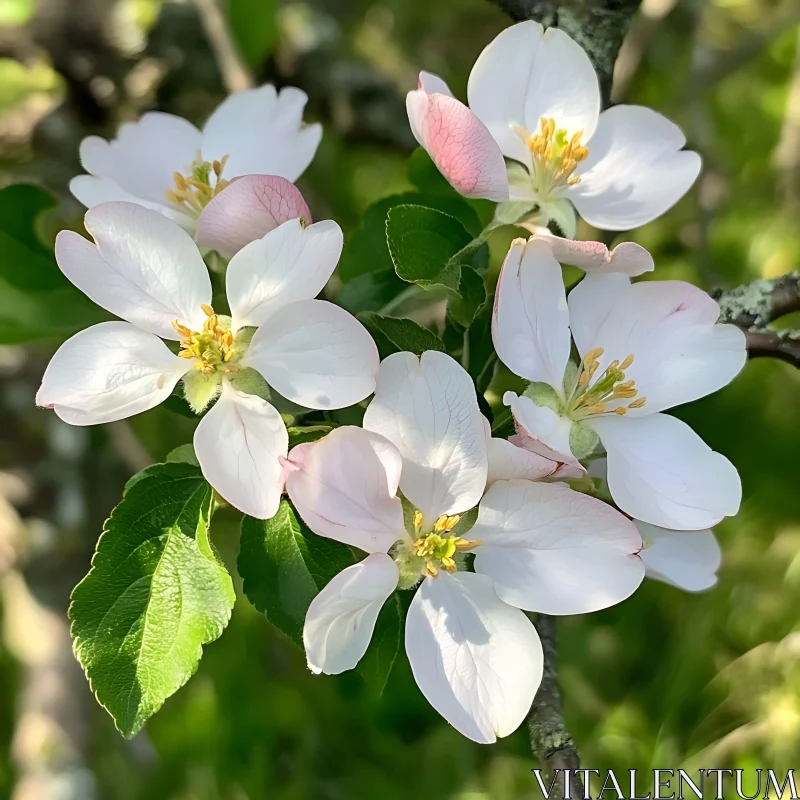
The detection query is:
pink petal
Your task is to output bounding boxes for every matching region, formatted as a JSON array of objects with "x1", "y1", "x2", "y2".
[
  {"x1": 407, "y1": 83, "x2": 509, "y2": 202},
  {"x1": 195, "y1": 174, "x2": 312, "y2": 258},
  {"x1": 523, "y1": 227, "x2": 654, "y2": 277}
]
